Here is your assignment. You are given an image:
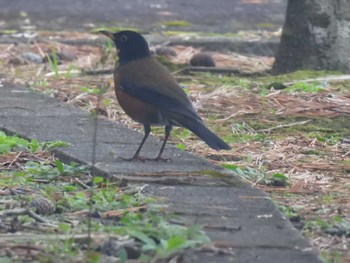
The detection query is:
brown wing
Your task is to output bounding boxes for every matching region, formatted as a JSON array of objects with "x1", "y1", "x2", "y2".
[{"x1": 117, "y1": 56, "x2": 201, "y2": 121}]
